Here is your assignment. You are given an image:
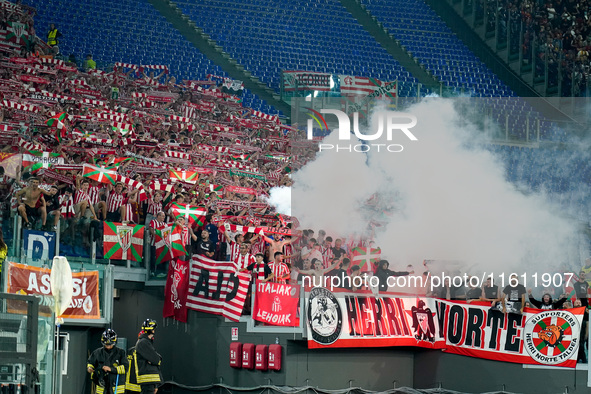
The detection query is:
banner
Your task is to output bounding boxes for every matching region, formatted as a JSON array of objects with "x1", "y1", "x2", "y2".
[
  {"x1": 304, "y1": 289, "x2": 585, "y2": 368},
  {"x1": 163, "y1": 258, "x2": 190, "y2": 323},
  {"x1": 22, "y1": 151, "x2": 64, "y2": 172},
  {"x1": 36, "y1": 168, "x2": 74, "y2": 184},
  {"x1": 283, "y1": 71, "x2": 332, "y2": 92},
  {"x1": 6, "y1": 262, "x2": 101, "y2": 319},
  {"x1": 23, "y1": 230, "x2": 56, "y2": 261},
  {"x1": 169, "y1": 203, "x2": 206, "y2": 226},
  {"x1": 339, "y1": 75, "x2": 387, "y2": 96},
  {"x1": 253, "y1": 281, "x2": 300, "y2": 327},
  {"x1": 154, "y1": 225, "x2": 186, "y2": 264},
  {"x1": 350, "y1": 247, "x2": 381, "y2": 273},
  {"x1": 225, "y1": 185, "x2": 257, "y2": 195},
  {"x1": 186, "y1": 254, "x2": 251, "y2": 322},
  {"x1": 306, "y1": 290, "x2": 444, "y2": 349},
  {"x1": 436, "y1": 300, "x2": 585, "y2": 368},
  {"x1": 103, "y1": 222, "x2": 145, "y2": 262}
]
